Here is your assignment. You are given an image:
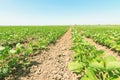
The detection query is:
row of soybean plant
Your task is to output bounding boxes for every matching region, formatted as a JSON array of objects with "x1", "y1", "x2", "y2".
[
  {"x1": 0, "y1": 26, "x2": 68, "y2": 79},
  {"x1": 68, "y1": 29, "x2": 120, "y2": 80},
  {"x1": 79, "y1": 25, "x2": 120, "y2": 53}
]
